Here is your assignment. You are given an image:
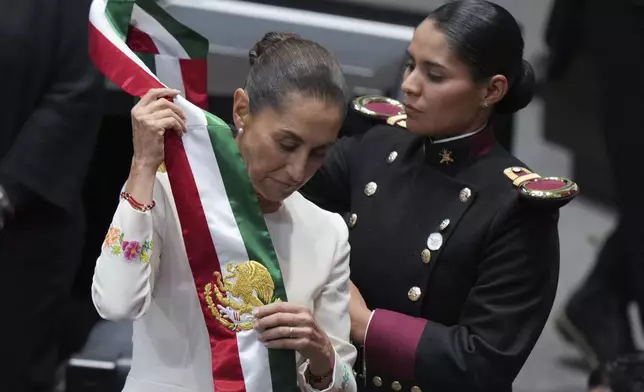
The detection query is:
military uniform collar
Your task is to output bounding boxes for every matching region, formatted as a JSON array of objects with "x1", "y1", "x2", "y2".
[
  {"x1": 429, "y1": 122, "x2": 487, "y2": 145},
  {"x1": 422, "y1": 124, "x2": 495, "y2": 174}
]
